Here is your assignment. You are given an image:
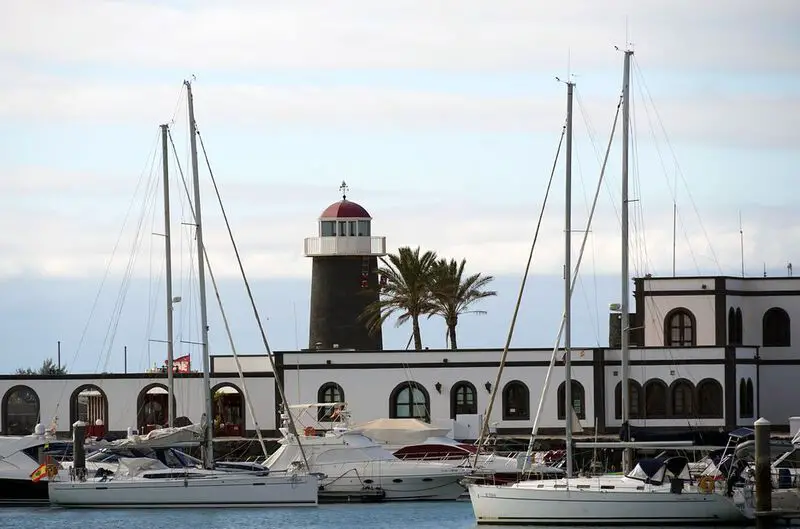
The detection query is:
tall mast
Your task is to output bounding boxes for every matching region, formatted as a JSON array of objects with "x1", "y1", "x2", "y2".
[
  {"x1": 564, "y1": 79, "x2": 574, "y2": 479},
  {"x1": 161, "y1": 123, "x2": 176, "y2": 428},
  {"x1": 621, "y1": 49, "x2": 633, "y2": 473},
  {"x1": 185, "y1": 79, "x2": 214, "y2": 468}
]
